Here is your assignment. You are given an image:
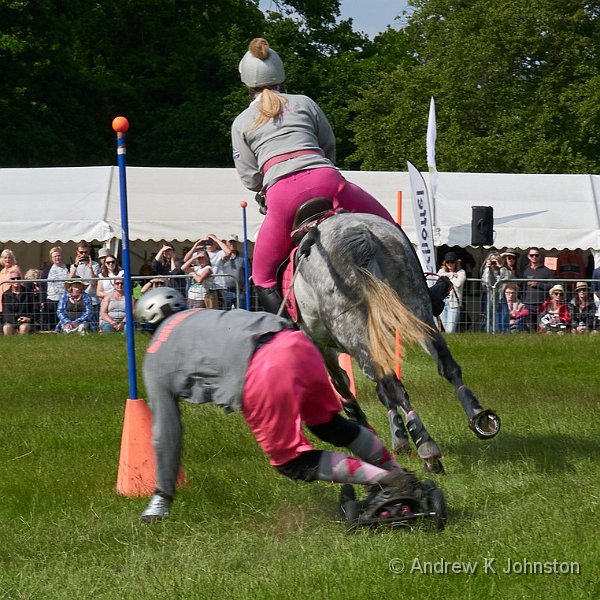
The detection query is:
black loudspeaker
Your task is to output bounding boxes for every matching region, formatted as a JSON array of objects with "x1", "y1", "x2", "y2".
[{"x1": 471, "y1": 206, "x2": 494, "y2": 246}]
